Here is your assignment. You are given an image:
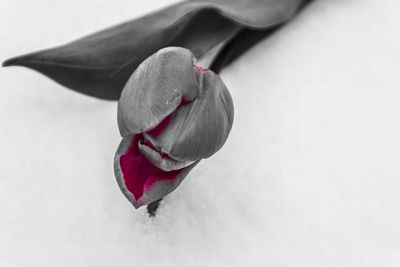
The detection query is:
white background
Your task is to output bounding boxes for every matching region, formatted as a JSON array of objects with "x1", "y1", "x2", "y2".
[{"x1": 1, "y1": 0, "x2": 400, "y2": 266}]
